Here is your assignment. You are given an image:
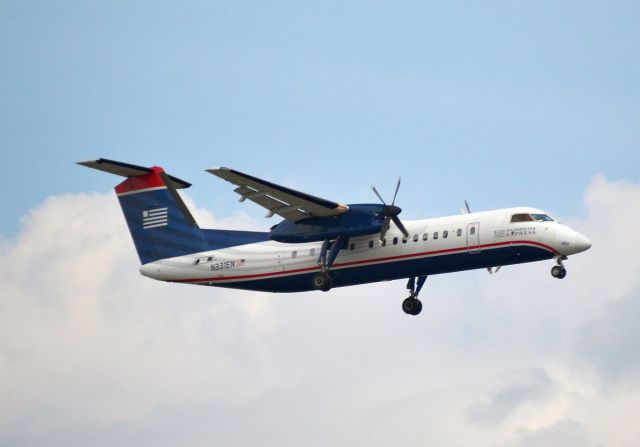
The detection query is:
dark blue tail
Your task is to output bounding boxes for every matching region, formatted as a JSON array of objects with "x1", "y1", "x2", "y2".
[
  {"x1": 114, "y1": 167, "x2": 209, "y2": 264},
  {"x1": 79, "y1": 159, "x2": 269, "y2": 264}
]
